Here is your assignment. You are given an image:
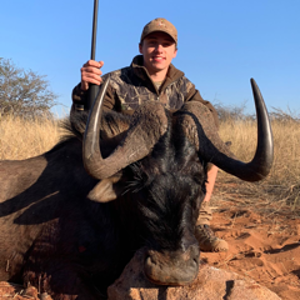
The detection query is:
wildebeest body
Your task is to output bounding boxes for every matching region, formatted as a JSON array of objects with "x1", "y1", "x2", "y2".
[{"x1": 0, "y1": 114, "x2": 205, "y2": 298}]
